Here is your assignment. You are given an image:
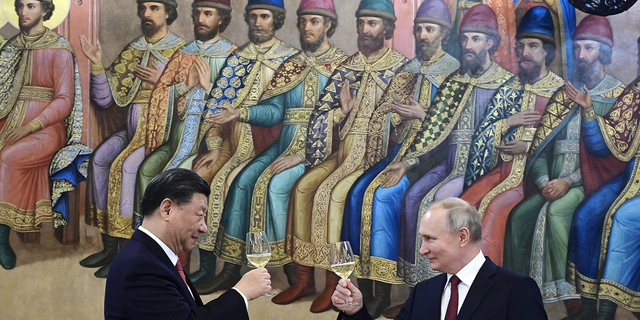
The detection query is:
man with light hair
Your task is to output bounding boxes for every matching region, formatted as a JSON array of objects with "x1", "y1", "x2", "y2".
[{"x1": 332, "y1": 197, "x2": 547, "y2": 320}]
